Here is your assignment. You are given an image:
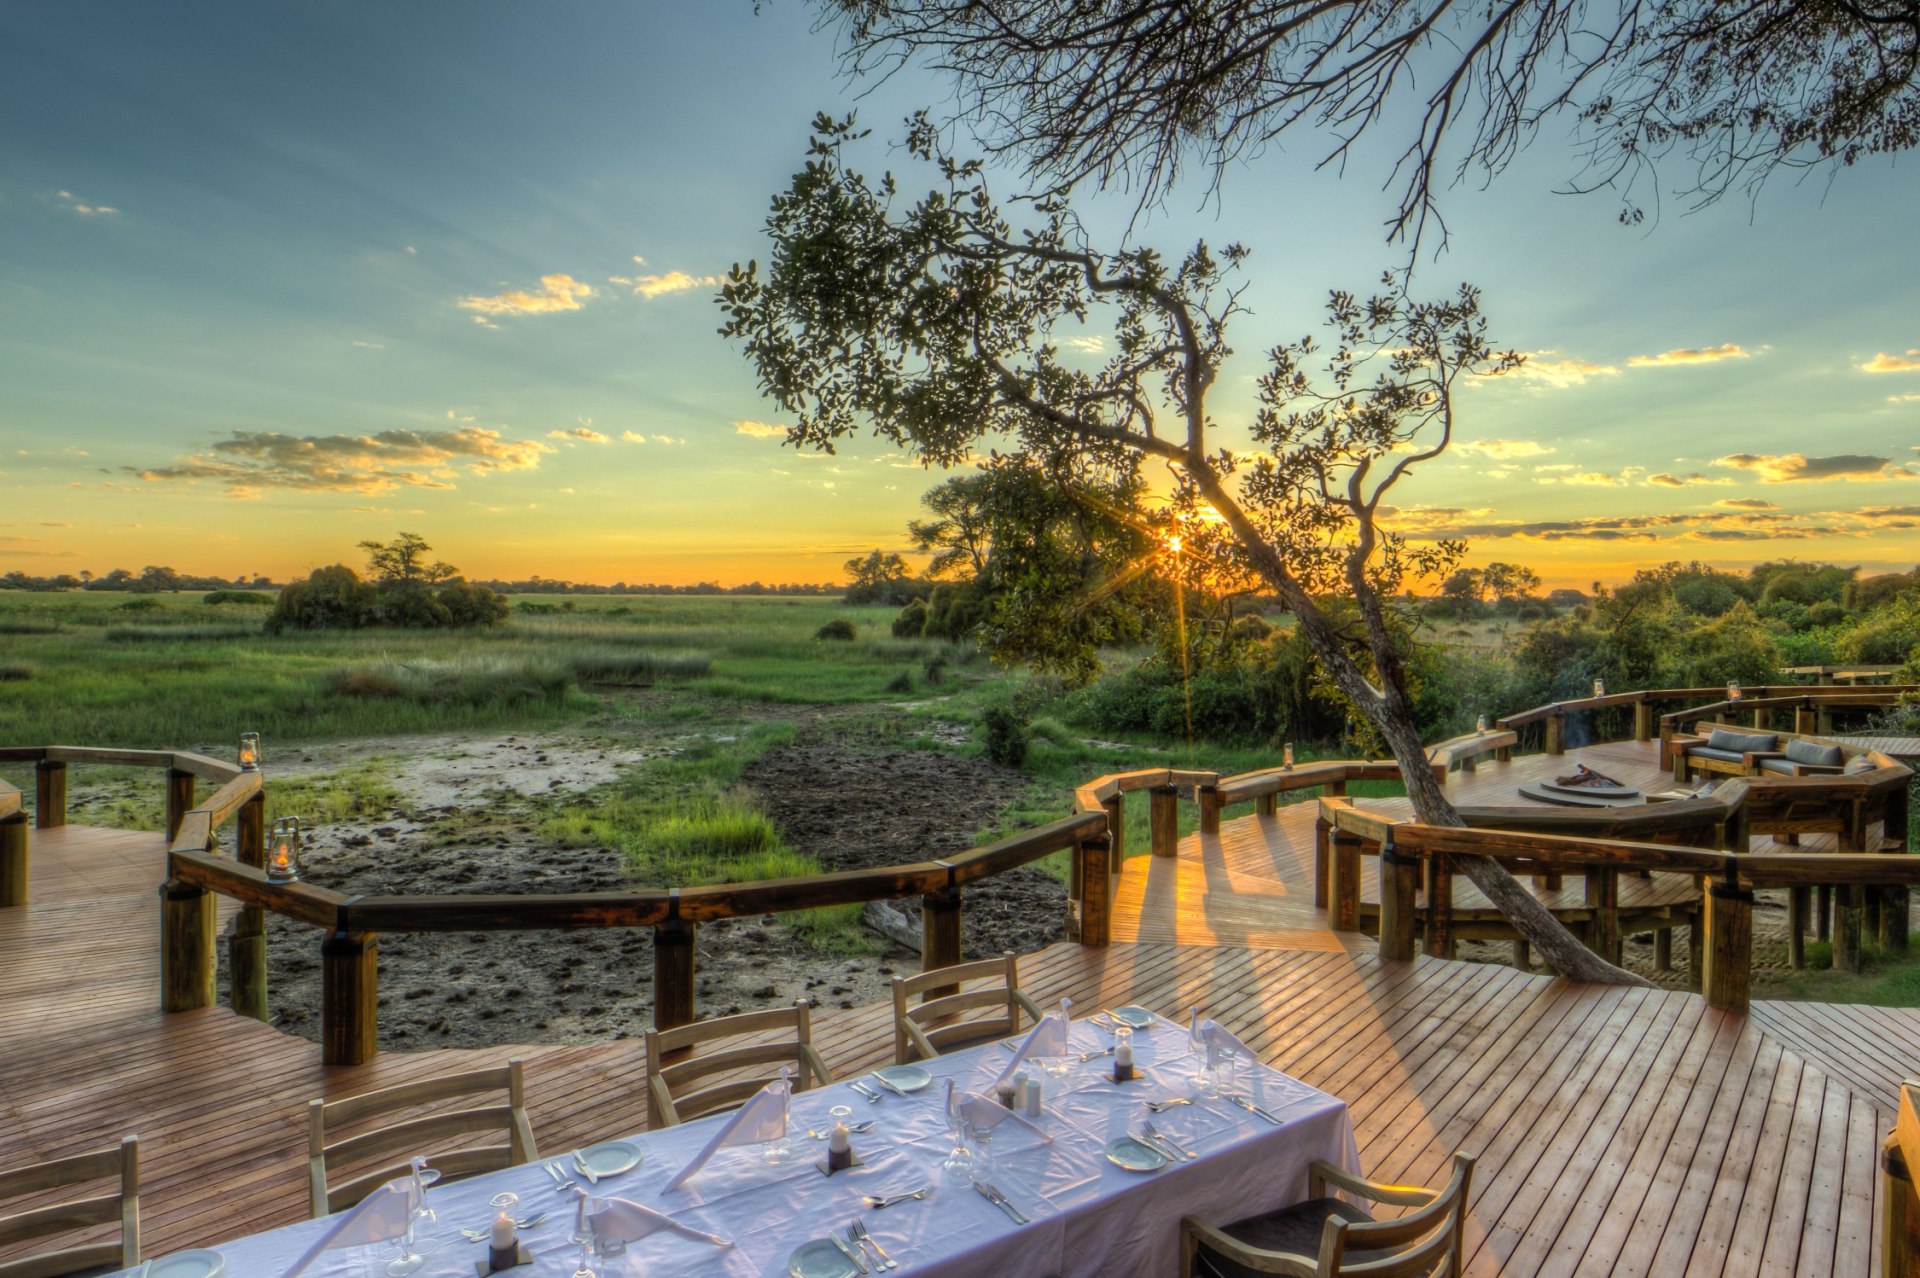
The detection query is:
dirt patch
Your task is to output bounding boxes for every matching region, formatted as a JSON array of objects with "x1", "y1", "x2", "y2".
[
  {"x1": 742, "y1": 745, "x2": 1065, "y2": 959},
  {"x1": 230, "y1": 730, "x2": 1049, "y2": 1052}
]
